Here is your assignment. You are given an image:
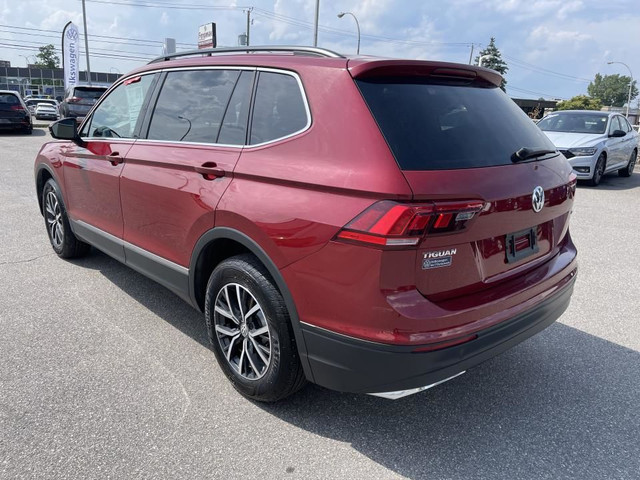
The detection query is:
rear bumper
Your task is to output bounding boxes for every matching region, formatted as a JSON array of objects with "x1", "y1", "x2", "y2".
[
  {"x1": 0, "y1": 117, "x2": 31, "y2": 129},
  {"x1": 302, "y1": 269, "x2": 576, "y2": 395}
]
